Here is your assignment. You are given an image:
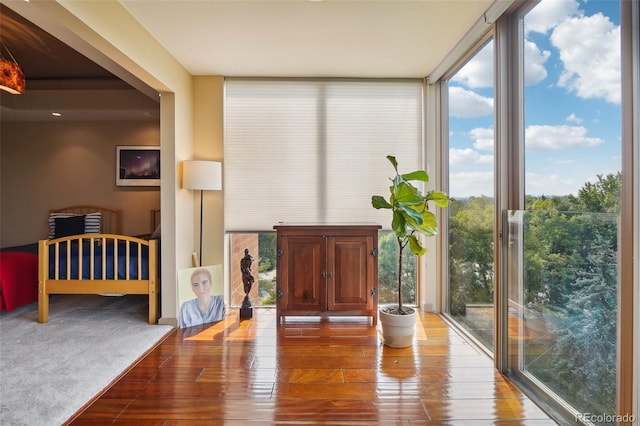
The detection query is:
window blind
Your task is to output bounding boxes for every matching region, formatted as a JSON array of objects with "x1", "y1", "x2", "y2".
[{"x1": 224, "y1": 78, "x2": 423, "y2": 232}]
